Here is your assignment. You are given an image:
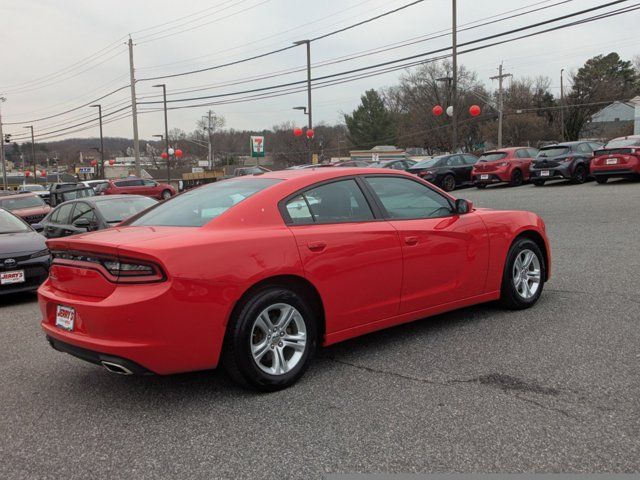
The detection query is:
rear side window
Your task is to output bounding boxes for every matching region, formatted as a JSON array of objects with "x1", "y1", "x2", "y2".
[
  {"x1": 463, "y1": 155, "x2": 478, "y2": 165},
  {"x1": 365, "y1": 176, "x2": 453, "y2": 219},
  {"x1": 52, "y1": 203, "x2": 74, "y2": 225},
  {"x1": 130, "y1": 178, "x2": 280, "y2": 227},
  {"x1": 515, "y1": 149, "x2": 530, "y2": 158},
  {"x1": 285, "y1": 179, "x2": 374, "y2": 225},
  {"x1": 70, "y1": 202, "x2": 97, "y2": 225}
]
